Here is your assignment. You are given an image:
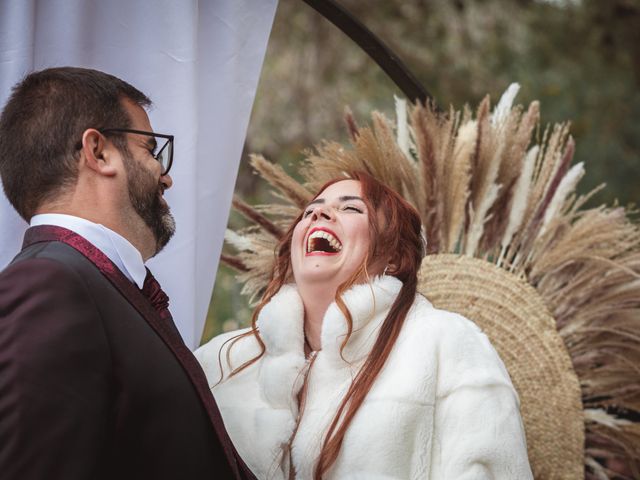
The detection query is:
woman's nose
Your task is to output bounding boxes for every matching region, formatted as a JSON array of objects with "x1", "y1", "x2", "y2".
[{"x1": 311, "y1": 205, "x2": 334, "y2": 221}]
